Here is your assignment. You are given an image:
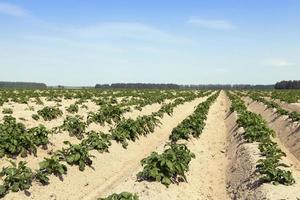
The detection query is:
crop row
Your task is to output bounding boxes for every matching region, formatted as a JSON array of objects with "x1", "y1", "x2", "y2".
[
  {"x1": 227, "y1": 92, "x2": 295, "y2": 185},
  {"x1": 244, "y1": 91, "x2": 300, "y2": 122},
  {"x1": 0, "y1": 91, "x2": 209, "y2": 198},
  {"x1": 0, "y1": 89, "x2": 207, "y2": 107},
  {"x1": 100, "y1": 92, "x2": 219, "y2": 199}
]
